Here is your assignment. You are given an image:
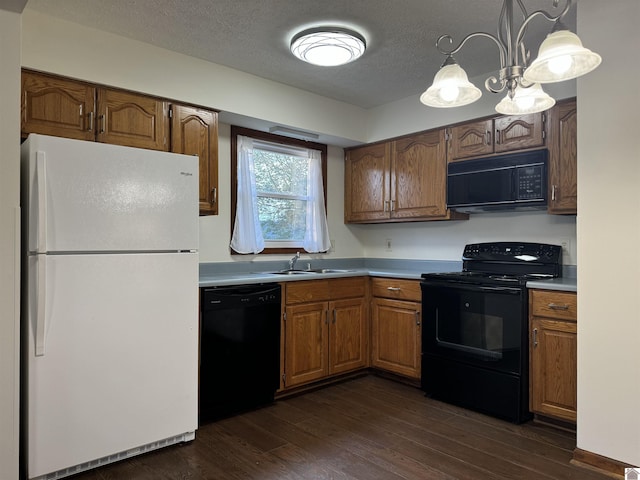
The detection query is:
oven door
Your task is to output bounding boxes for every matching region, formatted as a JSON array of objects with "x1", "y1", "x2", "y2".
[{"x1": 421, "y1": 281, "x2": 526, "y2": 375}]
